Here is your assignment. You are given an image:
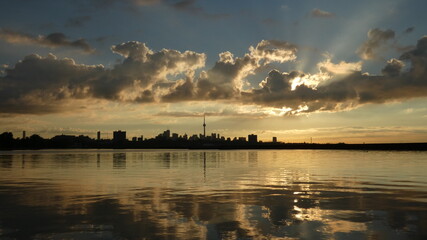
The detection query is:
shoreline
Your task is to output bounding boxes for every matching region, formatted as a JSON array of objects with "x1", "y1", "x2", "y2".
[{"x1": 2, "y1": 142, "x2": 427, "y2": 151}]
